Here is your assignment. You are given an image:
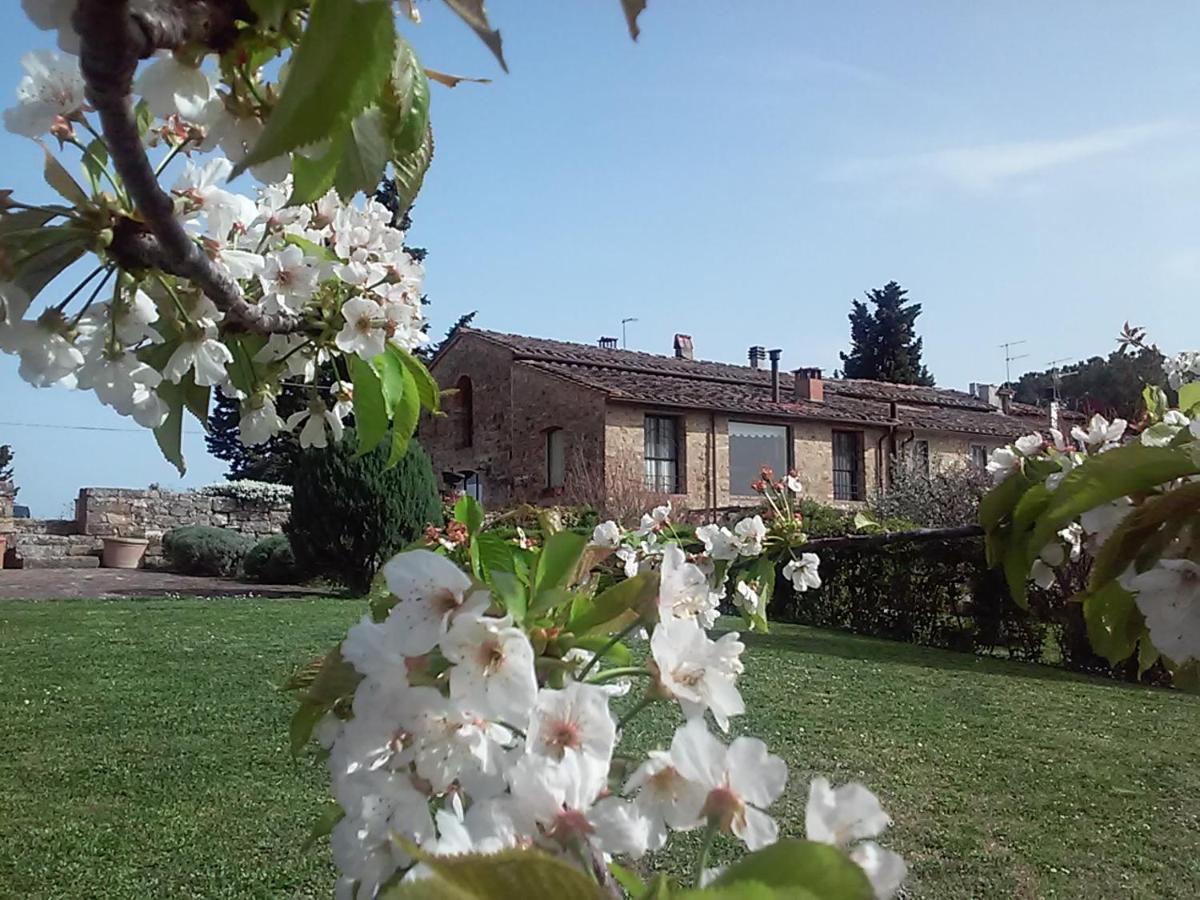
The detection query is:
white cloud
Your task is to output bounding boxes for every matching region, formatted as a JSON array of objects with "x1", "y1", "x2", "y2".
[{"x1": 827, "y1": 121, "x2": 1192, "y2": 191}]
